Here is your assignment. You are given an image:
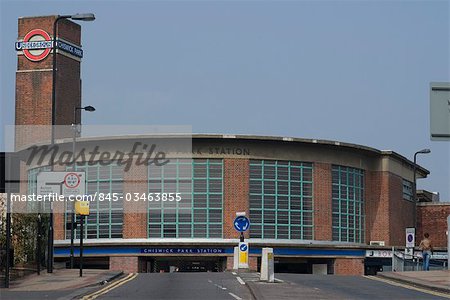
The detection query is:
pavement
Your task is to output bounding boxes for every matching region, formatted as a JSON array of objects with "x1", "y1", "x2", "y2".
[
  {"x1": 0, "y1": 268, "x2": 123, "y2": 300},
  {"x1": 377, "y1": 270, "x2": 450, "y2": 294}
]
